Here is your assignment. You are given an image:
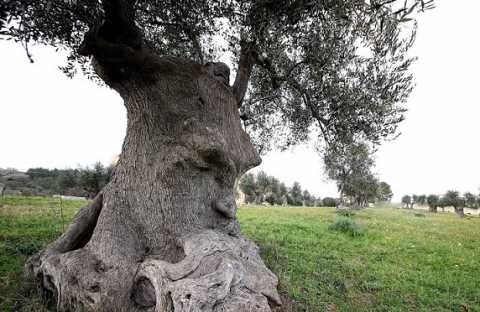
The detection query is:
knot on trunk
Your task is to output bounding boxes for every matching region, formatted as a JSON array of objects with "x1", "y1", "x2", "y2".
[
  {"x1": 205, "y1": 62, "x2": 230, "y2": 86},
  {"x1": 212, "y1": 195, "x2": 236, "y2": 219}
]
